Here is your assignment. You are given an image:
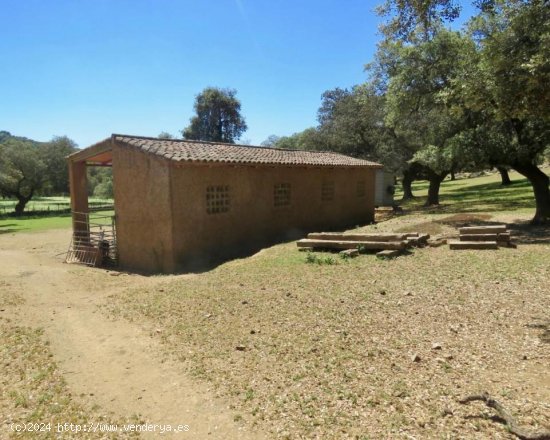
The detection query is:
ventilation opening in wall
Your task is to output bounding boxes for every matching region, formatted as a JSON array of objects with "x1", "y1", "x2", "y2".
[
  {"x1": 206, "y1": 185, "x2": 230, "y2": 214},
  {"x1": 321, "y1": 181, "x2": 335, "y2": 201},
  {"x1": 274, "y1": 183, "x2": 291, "y2": 207},
  {"x1": 357, "y1": 180, "x2": 366, "y2": 198}
]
